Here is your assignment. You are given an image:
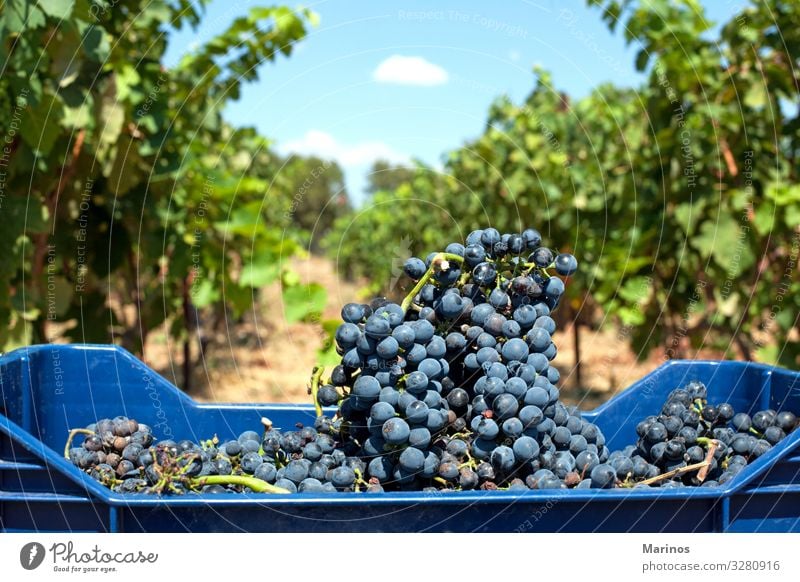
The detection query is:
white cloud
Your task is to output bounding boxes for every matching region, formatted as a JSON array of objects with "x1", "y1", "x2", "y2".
[
  {"x1": 373, "y1": 55, "x2": 449, "y2": 86},
  {"x1": 508, "y1": 50, "x2": 521, "y2": 62},
  {"x1": 280, "y1": 130, "x2": 410, "y2": 168}
]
